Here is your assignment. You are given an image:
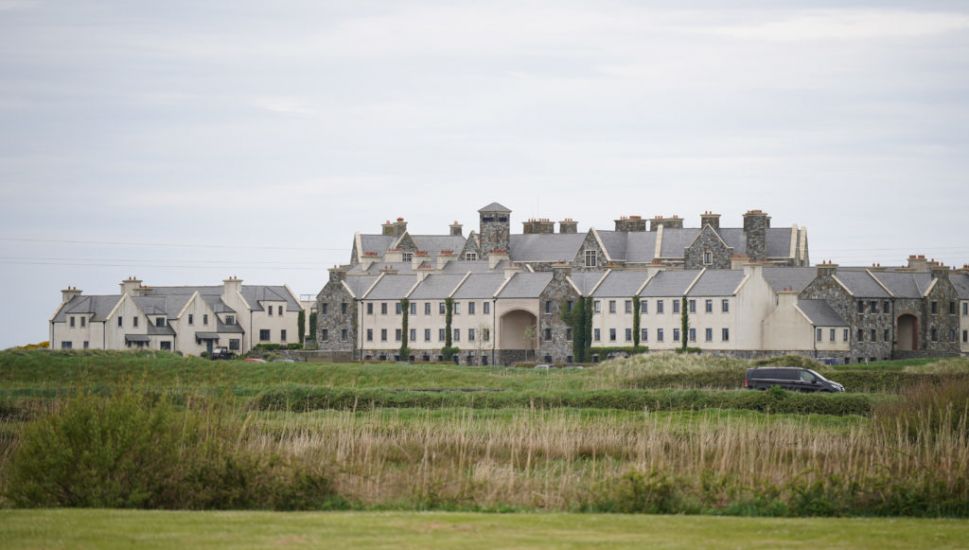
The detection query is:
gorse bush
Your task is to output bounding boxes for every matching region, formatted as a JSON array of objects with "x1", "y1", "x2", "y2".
[{"x1": 4, "y1": 390, "x2": 345, "y2": 510}]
